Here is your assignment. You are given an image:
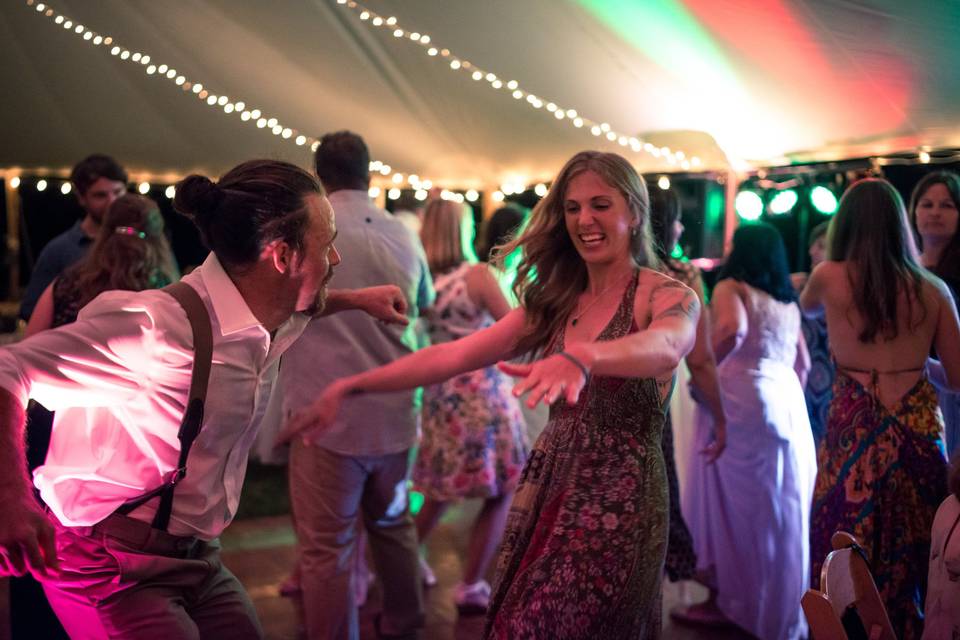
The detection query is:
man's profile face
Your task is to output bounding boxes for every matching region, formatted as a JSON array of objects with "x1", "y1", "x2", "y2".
[
  {"x1": 77, "y1": 177, "x2": 127, "y2": 224},
  {"x1": 291, "y1": 194, "x2": 341, "y2": 315}
]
